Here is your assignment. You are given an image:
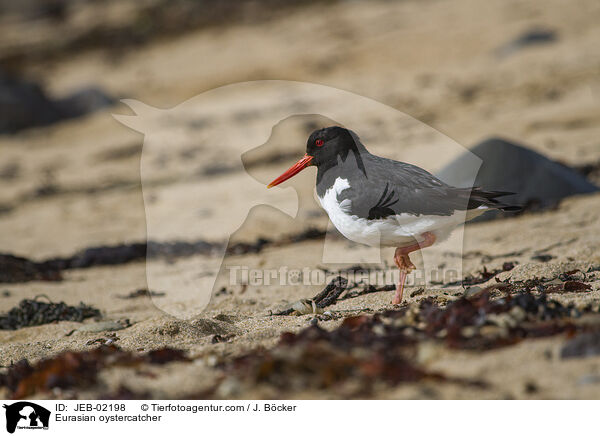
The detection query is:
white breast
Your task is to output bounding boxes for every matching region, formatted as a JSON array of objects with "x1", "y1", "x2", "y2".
[{"x1": 318, "y1": 177, "x2": 487, "y2": 248}]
